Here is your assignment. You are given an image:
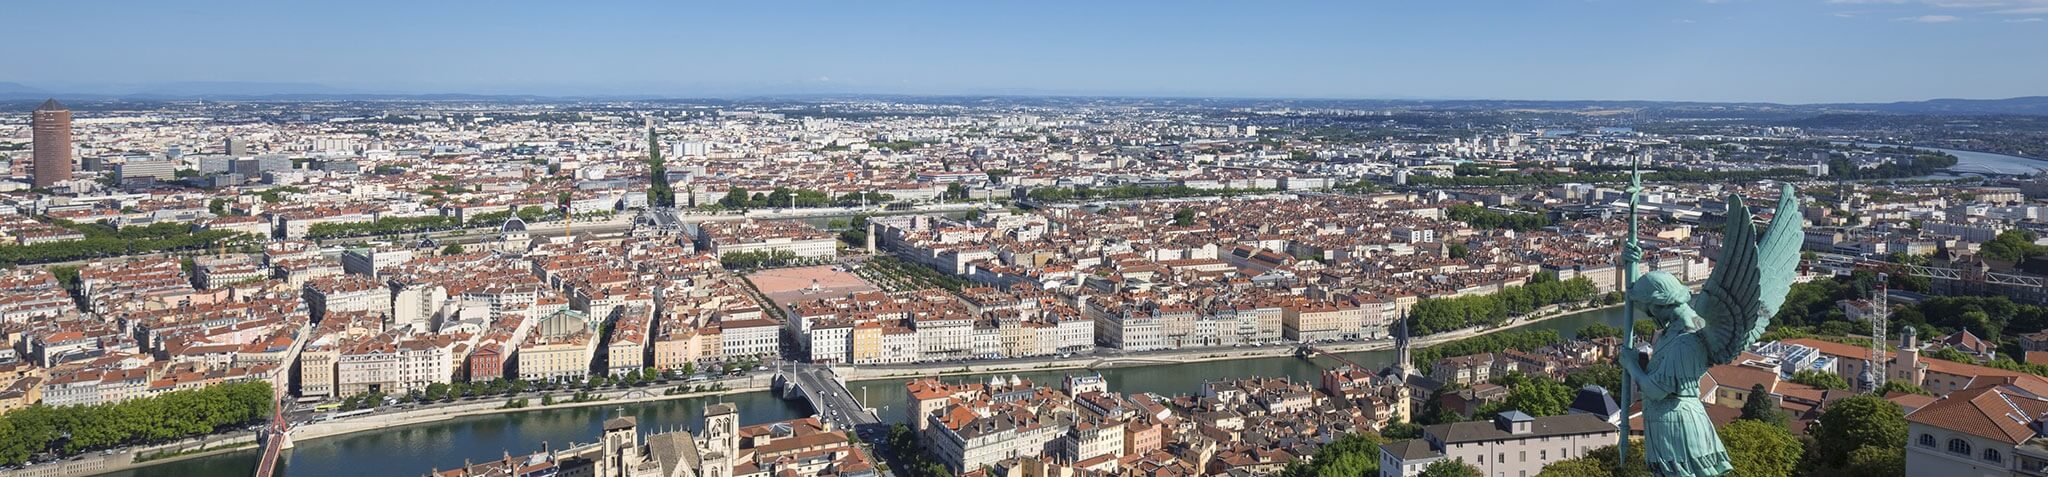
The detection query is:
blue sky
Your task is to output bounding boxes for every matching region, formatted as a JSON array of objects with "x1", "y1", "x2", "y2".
[{"x1": 5, "y1": 0, "x2": 2044, "y2": 103}]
